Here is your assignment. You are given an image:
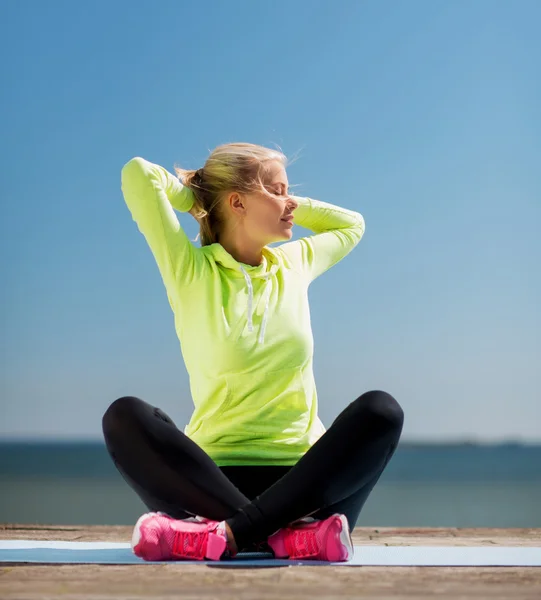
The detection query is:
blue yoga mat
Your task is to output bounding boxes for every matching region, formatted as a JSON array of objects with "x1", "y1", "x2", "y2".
[{"x1": 1, "y1": 541, "x2": 540, "y2": 566}]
